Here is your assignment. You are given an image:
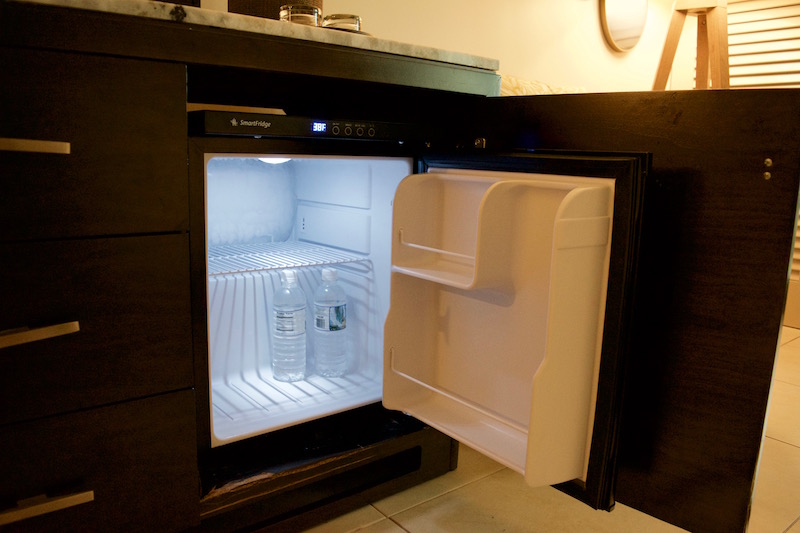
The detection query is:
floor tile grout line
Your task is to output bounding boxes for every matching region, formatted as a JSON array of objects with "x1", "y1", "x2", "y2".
[
  {"x1": 766, "y1": 435, "x2": 800, "y2": 450},
  {"x1": 386, "y1": 515, "x2": 411, "y2": 532},
  {"x1": 783, "y1": 514, "x2": 800, "y2": 533},
  {"x1": 370, "y1": 466, "x2": 510, "y2": 520},
  {"x1": 344, "y1": 513, "x2": 396, "y2": 533},
  {"x1": 350, "y1": 511, "x2": 410, "y2": 533},
  {"x1": 774, "y1": 377, "x2": 800, "y2": 388},
  {"x1": 375, "y1": 468, "x2": 508, "y2": 516},
  {"x1": 369, "y1": 503, "x2": 387, "y2": 518}
]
